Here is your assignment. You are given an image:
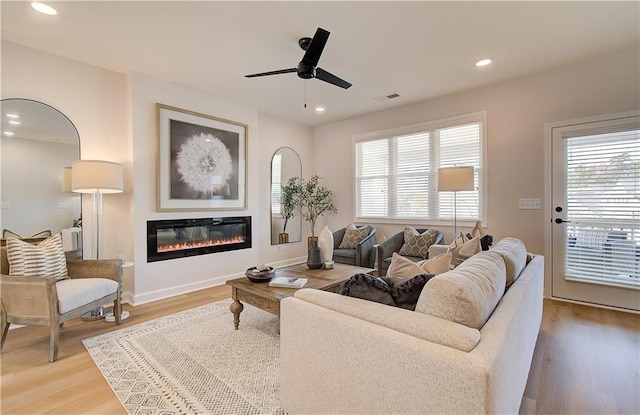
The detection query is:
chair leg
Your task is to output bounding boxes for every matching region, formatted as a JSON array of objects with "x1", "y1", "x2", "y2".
[
  {"x1": 113, "y1": 298, "x2": 122, "y2": 325},
  {"x1": 1, "y1": 321, "x2": 9, "y2": 352},
  {"x1": 49, "y1": 322, "x2": 60, "y2": 362}
]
